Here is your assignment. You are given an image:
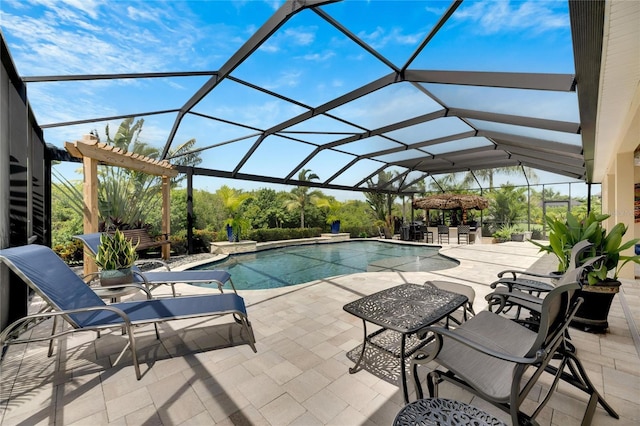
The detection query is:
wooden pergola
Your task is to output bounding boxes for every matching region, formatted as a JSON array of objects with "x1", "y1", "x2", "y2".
[
  {"x1": 412, "y1": 193, "x2": 490, "y2": 225},
  {"x1": 65, "y1": 134, "x2": 178, "y2": 275}
]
